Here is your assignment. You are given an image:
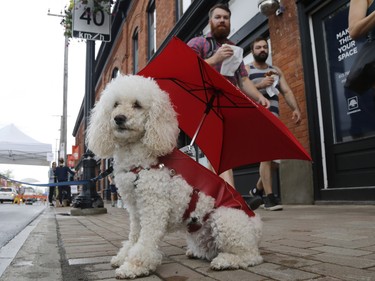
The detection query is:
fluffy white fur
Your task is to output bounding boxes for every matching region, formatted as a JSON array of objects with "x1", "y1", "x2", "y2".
[{"x1": 86, "y1": 75, "x2": 263, "y2": 279}]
